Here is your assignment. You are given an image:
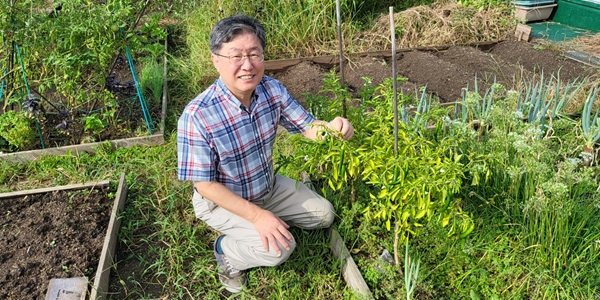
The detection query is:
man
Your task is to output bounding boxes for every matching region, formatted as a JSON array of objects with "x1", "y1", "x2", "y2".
[{"x1": 177, "y1": 14, "x2": 354, "y2": 293}]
